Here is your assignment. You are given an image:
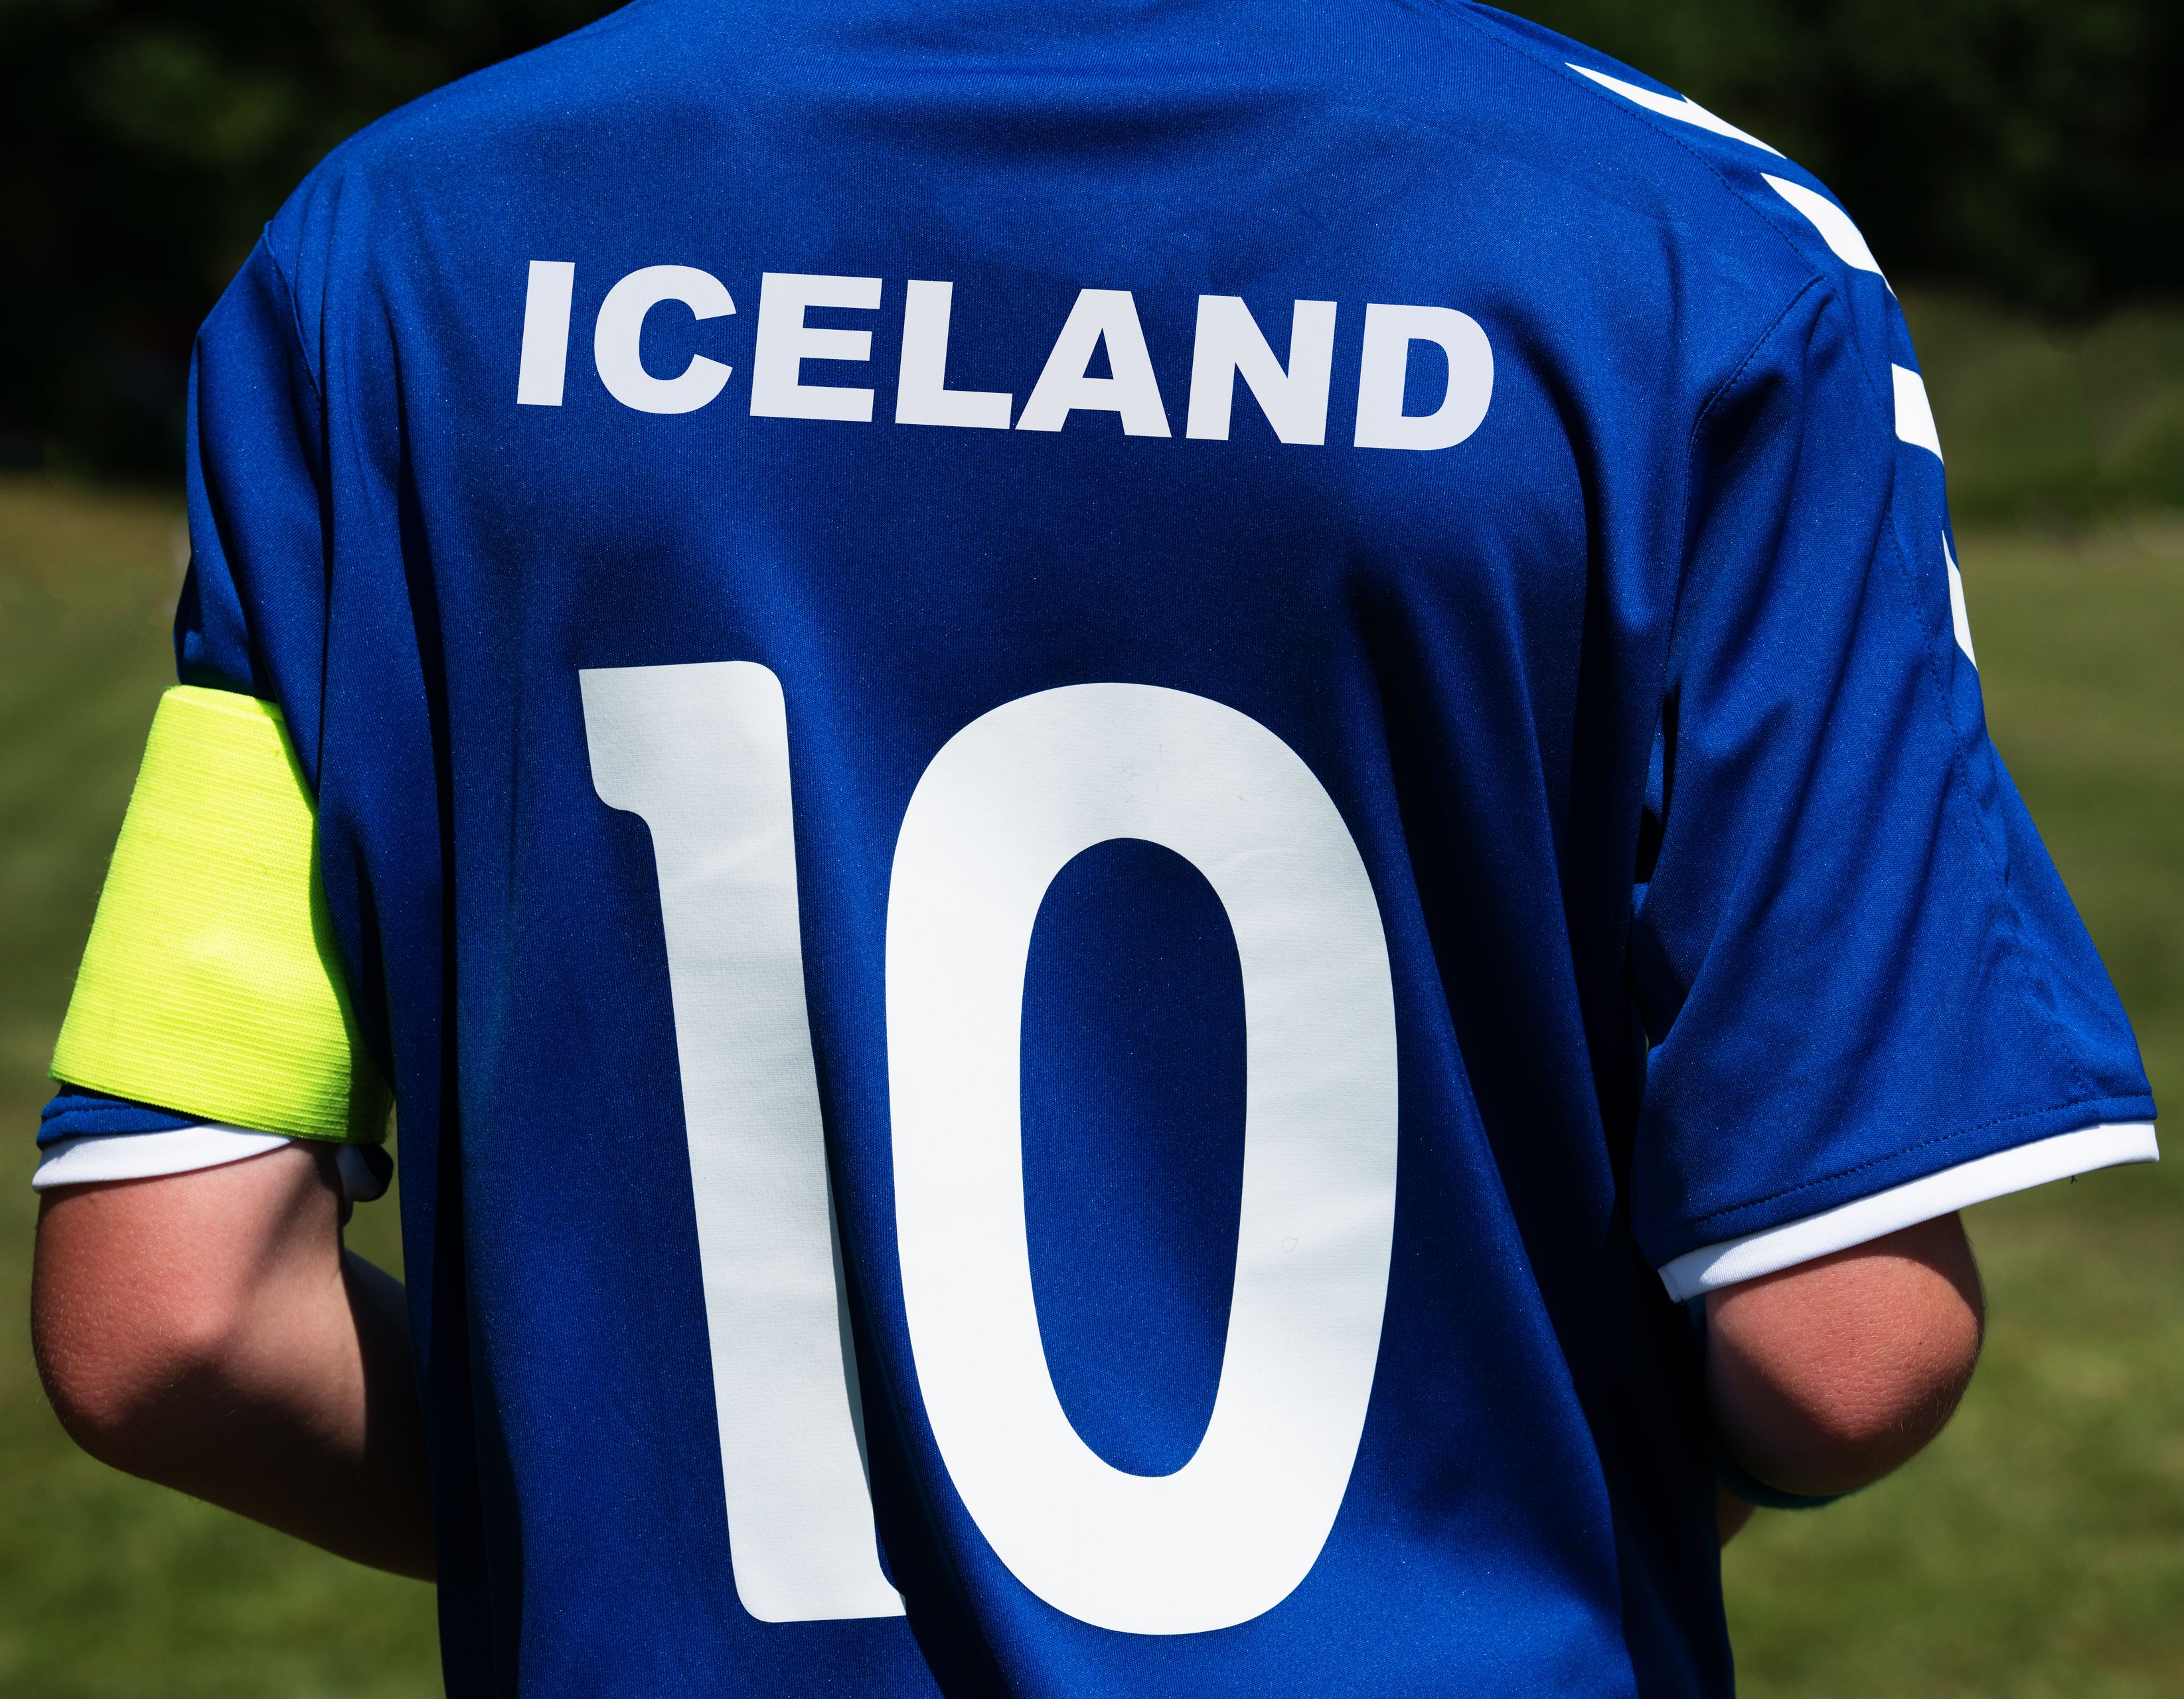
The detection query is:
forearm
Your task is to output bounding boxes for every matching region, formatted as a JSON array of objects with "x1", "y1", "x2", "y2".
[
  {"x1": 140, "y1": 1247, "x2": 431, "y2": 1578},
  {"x1": 32, "y1": 1147, "x2": 435, "y2": 1580}
]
